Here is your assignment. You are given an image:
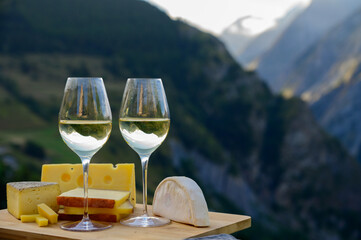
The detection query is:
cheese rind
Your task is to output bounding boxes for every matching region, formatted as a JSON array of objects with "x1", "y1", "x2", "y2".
[
  {"x1": 41, "y1": 164, "x2": 136, "y2": 206},
  {"x1": 152, "y1": 177, "x2": 210, "y2": 227},
  {"x1": 63, "y1": 200, "x2": 133, "y2": 215},
  {"x1": 38, "y1": 203, "x2": 58, "y2": 224},
  {"x1": 20, "y1": 214, "x2": 40, "y2": 223},
  {"x1": 57, "y1": 188, "x2": 130, "y2": 208},
  {"x1": 35, "y1": 216, "x2": 48, "y2": 227},
  {"x1": 6, "y1": 182, "x2": 60, "y2": 219},
  {"x1": 58, "y1": 209, "x2": 128, "y2": 222}
]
